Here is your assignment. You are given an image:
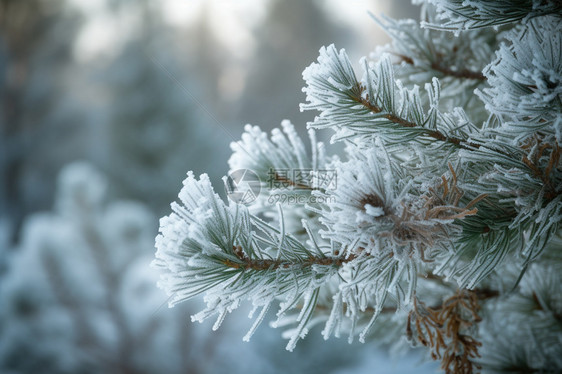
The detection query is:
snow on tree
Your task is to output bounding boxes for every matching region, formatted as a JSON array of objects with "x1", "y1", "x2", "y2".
[
  {"x1": 0, "y1": 162, "x2": 219, "y2": 374},
  {"x1": 97, "y1": 0, "x2": 226, "y2": 216},
  {"x1": 0, "y1": 0, "x2": 88, "y2": 241},
  {"x1": 153, "y1": 1, "x2": 562, "y2": 373},
  {"x1": 101, "y1": 38, "x2": 223, "y2": 216},
  {"x1": 236, "y1": 0, "x2": 352, "y2": 130}
]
